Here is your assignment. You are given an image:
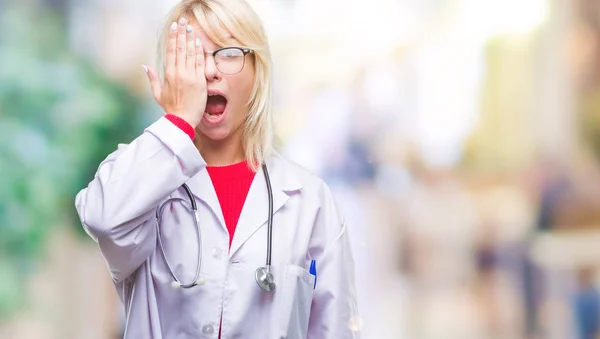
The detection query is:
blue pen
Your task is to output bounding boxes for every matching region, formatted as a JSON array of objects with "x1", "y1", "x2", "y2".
[{"x1": 309, "y1": 260, "x2": 317, "y2": 289}]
